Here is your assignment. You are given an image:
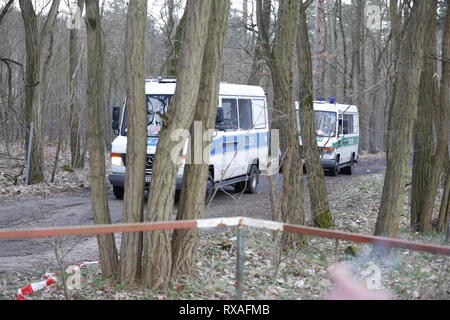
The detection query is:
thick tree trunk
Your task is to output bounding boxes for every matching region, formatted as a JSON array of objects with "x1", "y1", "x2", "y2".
[
  {"x1": 69, "y1": 0, "x2": 85, "y2": 169},
  {"x1": 19, "y1": 0, "x2": 60, "y2": 184},
  {"x1": 410, "y1": 1, "x2": 438, "y2": 232},
  {"x1": 298, "y1": 0, "x2": 333, "y2": 229},
  {"x1": 374, "y1": 1, "x2": 434, "y2": 239},
  {"x1": 437, "y1": 2, "x2": 450, "y2": 233},
  {"x1": 119, "y1": 0, "x2": 148, "y2": 285},
  {"x1": 85, "y1": 0, "x2": 119, "y2": 278},
  {"x1": 142, "y1": 0, "x2": 212, "y2": 291},
  {"x1": 171, "y1": 0, "x2": 230, "y2": 276},
  {"x1": 269, "y1": 0, "x2": 306, "y2": 248}
]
